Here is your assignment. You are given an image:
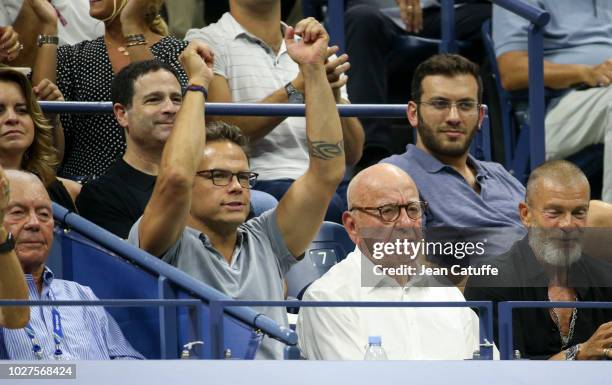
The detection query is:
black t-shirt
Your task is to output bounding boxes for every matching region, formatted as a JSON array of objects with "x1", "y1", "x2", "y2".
[
  {"x1": 75, "y1": 159, "x2": 156, "y2": 239},
  {"x1": 47, "y1": 178, "x2": 77, "y2": 213},
  {"x1": 464, "y1": 237, "x2": 612, "y2": 359}
]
